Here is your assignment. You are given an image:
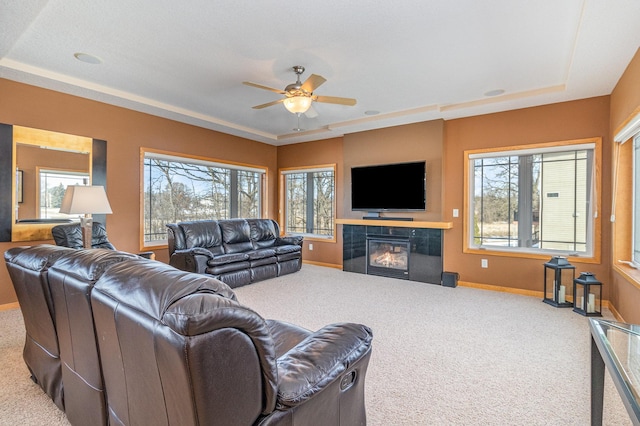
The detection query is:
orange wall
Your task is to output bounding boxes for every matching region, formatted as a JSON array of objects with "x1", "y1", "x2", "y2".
[
  {"x1": 276, "y1": 120, "x2": 444, "y2": 267},
  {"x1": 0, "y1": 58, "x2": 634, "y2": 311},
  {"x1": 609, "y1": 48, "x2": 640, "y2": 323},
  {"x1": 343, "y1": 120, "x2": 444, "y2": 221},
  {"x1": 0, "y1": 78, "x2": 278, "y2": 305},
  {"x1": 443, "y1": 96, "x2": 612, "y2": 296},
  {"x1": 277, "y1": 138, "x2": 344, "y2": 267}
]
